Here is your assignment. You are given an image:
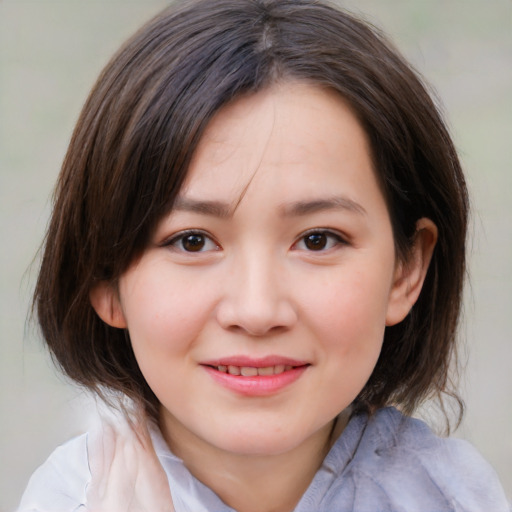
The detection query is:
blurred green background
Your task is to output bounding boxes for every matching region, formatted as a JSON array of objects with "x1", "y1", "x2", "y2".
[{"x1": 1, "y1": 0, "x2": 510, "y2": 509}]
